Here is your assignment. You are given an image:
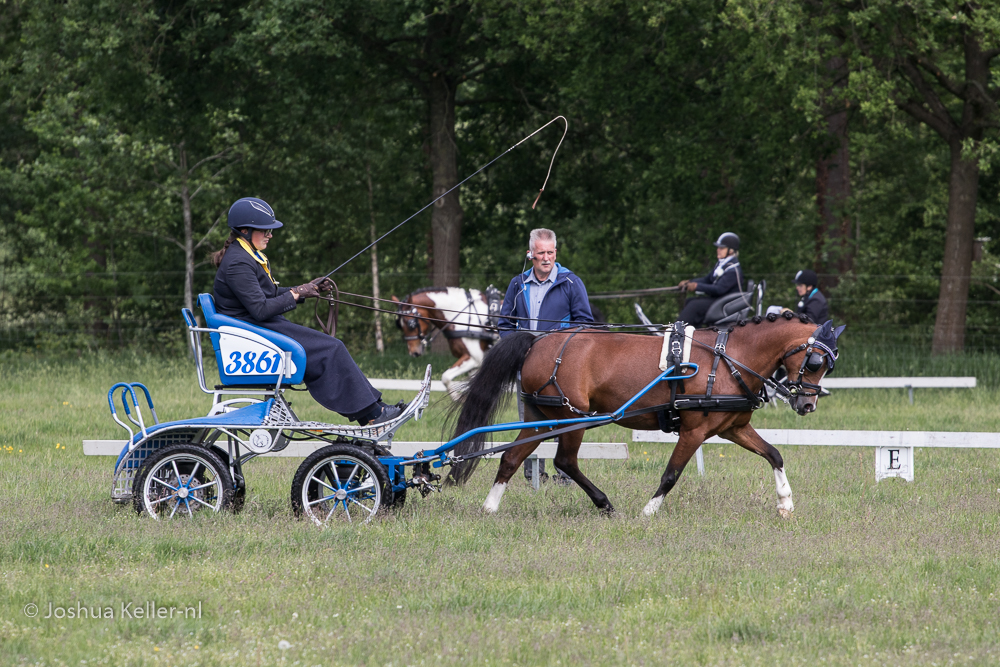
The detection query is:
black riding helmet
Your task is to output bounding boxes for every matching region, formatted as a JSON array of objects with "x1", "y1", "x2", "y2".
[
  {"x1": 227, "y1": 197, "x2": 284, "y2": 231},
  {"x1": 713, "y1": 232, "x2": 740, "y2": 251}
]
